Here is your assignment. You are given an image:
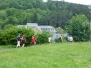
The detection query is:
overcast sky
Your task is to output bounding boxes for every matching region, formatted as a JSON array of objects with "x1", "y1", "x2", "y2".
[{"x1": 43, "y1": 0, "x2": 91, "y2": 5}]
